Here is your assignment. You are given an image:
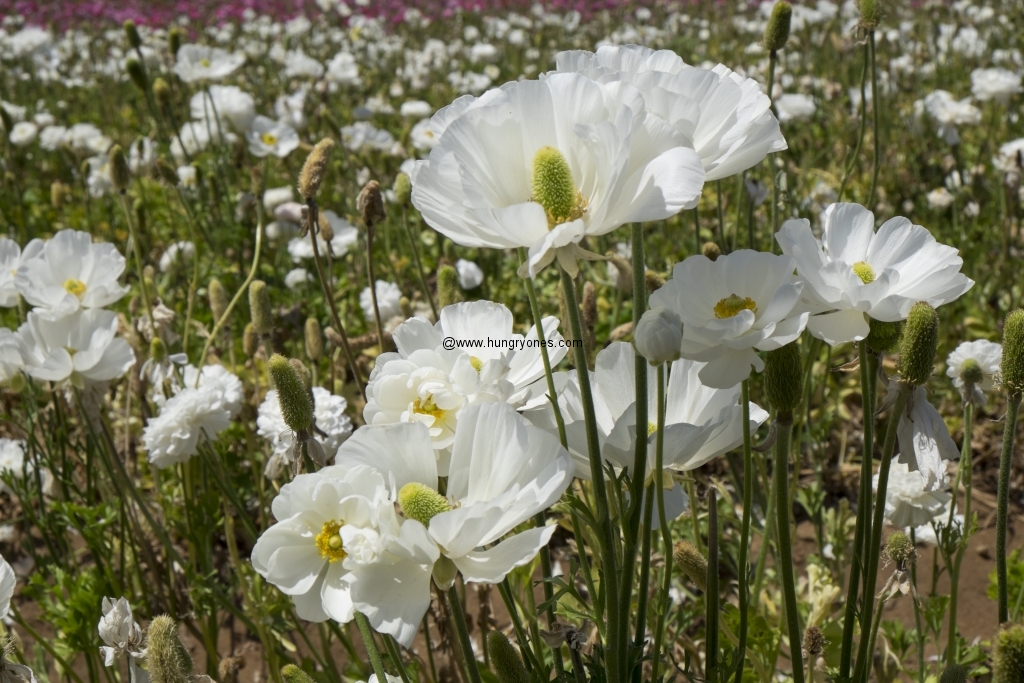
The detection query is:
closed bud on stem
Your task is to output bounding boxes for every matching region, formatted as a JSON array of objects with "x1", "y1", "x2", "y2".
[
  {"x1": 249, "y1": 280, "x2": 273, "y2": 335},
  {"x1": 280, "y1": 665, "x2": 316, "y2": 683},
  {"x1": 866, "y1": 318, "x2": 903, "y2": 354},
  {"x1": 634, "y1": 307, "x2": 682, "y2": 365},
  {"x1": 858, "y1": 0, "x2": 882, "y2": 29},
  {"x1": 152, "y1": 77, "x2": 172, "y2": 108},
  {"x1": 146, "y1": 615, "x2": 193, "y2": 683},
  {"x1": 242, "y1": 323, "x2": 259, "y2": 357},
  {"x1": 645, "y1": 269, "x2": 665, "y2": 293},
  {"x1": 208, "y1": 279, "x2": 228, "y2": 325},
  {"x1": 764, "y1": 342, "x2": 803, "y2": 417},
  {"x1": 126, "y1": 57, "x2": 148, "y2": 92},
  {"x1": 168, "y1": 27, "x2": 182, "y2": 58},
  {"x1": 939, "y1": 663, "x2": 968, "y2": 683},
  {"x1": 763, "y1": 1, "x2": 792, "y2": 52},
  {"x1": 1001, "y1": 309, "x2": 1024, "y2": 395},
  {"x1": 394, "y1": 172, "x2": 412, "y2": 206},
  {"x1": 250, "y1": 165, "x2": 264, "y2": 198},
  {"x1": 0, "y1": 107, "x2": 12, "y2": 133},
  {"x1": 673, "y1": 540, "x2": 708, "y2": 593},
  {"x1": 486, "y1": 631, "x2": 530, "y2": 683},
  {"x1": 357, "y1": 180, "x2": 386, "y2": 229},
  {"x1": 701, "y1": 241, "x2": 721, "y2": 261},
  {"x1": 882, "y1": 530, "x2": 915, "y2": 569},
  {"x1": 109, "y1": 145, "x2": 131, "y2": 192},
  {"x1": 994, "y1": 623, "x2": 1024, "y2": 683},
  {"x1": 432, "y1": 555, "x2": 458, "y2": 590},
  {"x1": 150, "y1": 337, "x2": 167, "y2": 363},
  {"x1": 268, "y1": 354, "x2": 313, "y2": 433},
  {"x1": 297, "y1": 138, "x2": 335, "y2": 199},
  {"x1": 134, "y1": 198, "x2": 146, "y2": 234},
  {"x1": 124, "y1": 19, "x2": 142, "y2": 49},
  {"x1": 898, "y1": 302, "x2": 939, "y2": 386},
  {"x1": 437, "y1": 265, "x2": 463, "y2": 308},
  {"x1": 317, "y1": 211, "x2": 334, "y2": 242},
  {"x1": 289, "y1": 358, "x2": 312, "y2": 390},
  {"x1": 155, "y1": 158, "x2": 179, "y2": 185},
  {"x1": 305, "y1": 317, "x2": 323, "y2": 361},
  {"x1": 802, "y1": 626, "x2": 825, "y2": 657}
]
